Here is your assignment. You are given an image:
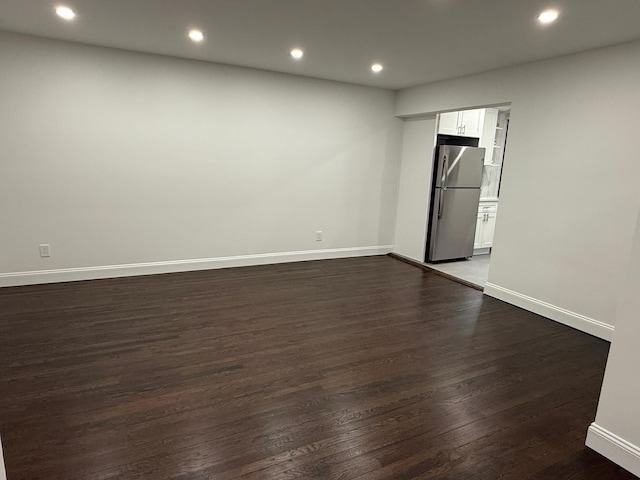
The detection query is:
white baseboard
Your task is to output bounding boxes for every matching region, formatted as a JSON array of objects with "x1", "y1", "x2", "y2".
[
  {"x1": 586, "y1": 423, "x2": 640, "y2": 477},
  {"x1": 484, "y1": 283, "x2": 614, "y2": 341},
  {"x1": 0, "y1": 245, "x2": 393, "y2": 288}
]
